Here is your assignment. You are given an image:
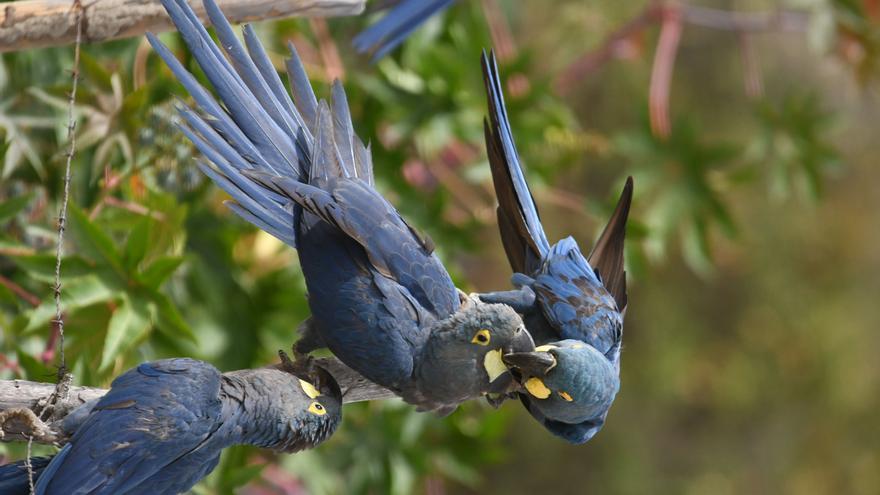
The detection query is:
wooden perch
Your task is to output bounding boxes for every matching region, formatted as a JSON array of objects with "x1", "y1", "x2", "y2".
[
  {"x1": 0, "y1": 356, "x2": 395, "y2": 446},
  {"x1": 0, "y1": 0, "x2": 365, "y2": 53}
]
